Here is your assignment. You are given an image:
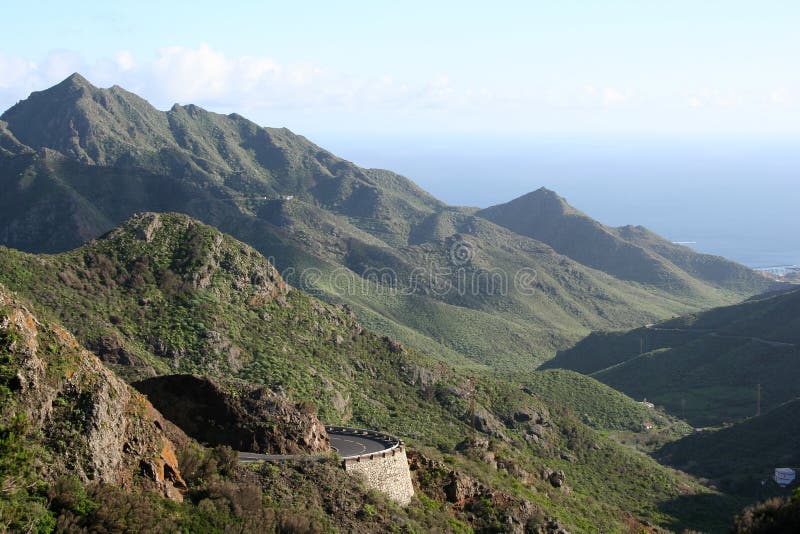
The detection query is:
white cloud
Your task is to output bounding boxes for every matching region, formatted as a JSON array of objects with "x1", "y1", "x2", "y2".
[
  {"x1": 1, "y1": 45, "x2": 646, "y2": 117},
  {"x1": 602, "y1": 87, "x2": 635, "y2": 107},
  {"x1": 0, "y1": 54, "x2": 36, "y2": 89},
  {"x1": 686, "y1": 88, "x2": 740, "y2": 109},
  {"x1": 114, "y1": 50, "x2": 136, "y2": 72},
  {"x1": 1, "y1": 45, "x2": 796, "y2": 134},
  {"x1": 151, "y1": 44, "x2": 234, "y2": 101},
  {"x1": 769, "y1": 87, "x2": 792, "y2": 106}
]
